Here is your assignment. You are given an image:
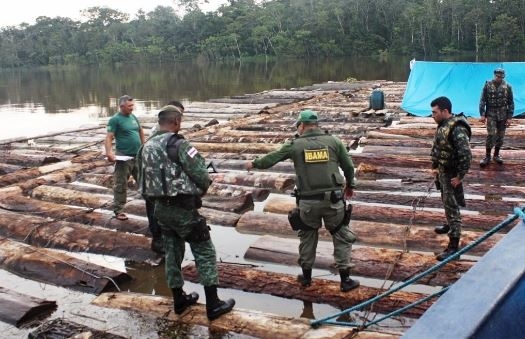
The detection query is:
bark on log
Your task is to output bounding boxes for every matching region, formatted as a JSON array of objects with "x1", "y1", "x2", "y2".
[
  {"x1": 360, "y1": 146, "x2": 525, "y2": 159},
  {"x1": 236, "y1": 211, "x2": 501, "y2": 255},
  {"x1": 207, "y1": 158, "x2": 295, "y2": 173},
  {"x1": 0, "y1": 152, "x2": 64, "y2": 167},
  {"x1": 0, "y1": 162, "x2": 22, "y2": 175},
  {"x1": 92, "y1": 292, "x2": 395, "y2": 339},
  {"x1": 207, "y1": 183, "x2": 270, "y2": 202},
  {"x1": 378, "y1": 126, "x2": 524, "y2": 138},
  {"x1": 30, "y1": 185, "x2": 244, "y2": 225},
  {"x1": 0, "y1": 191, "x2": 150, "y2": 235},
  {"x1": 181, "y1": 263, "x2": 434, "y2": 318},
  {"x1": 0, "y1": 238, "x2": 131, "y2": 294},
  {"x1": 0, "y1": 125, "x2": 103, "y2": 145},
  {"x1": 0, "y1": 287, "x2": 57, "y2": 327},
  {"x1": 210, "y1": 171, "x2": 295, "y2": 192},
  {"x1": 29, "y1": 318, "x2": 127, "y2": 339},
  {"x1": 0, "y1": 210, "x2": 158, "y2": 263},
  {"x1": 262, "y1": 195, "x2": 513, "y2": 232},
  {"x1": 245, "y1": 235, "x2": 473, "y2": 287}
]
